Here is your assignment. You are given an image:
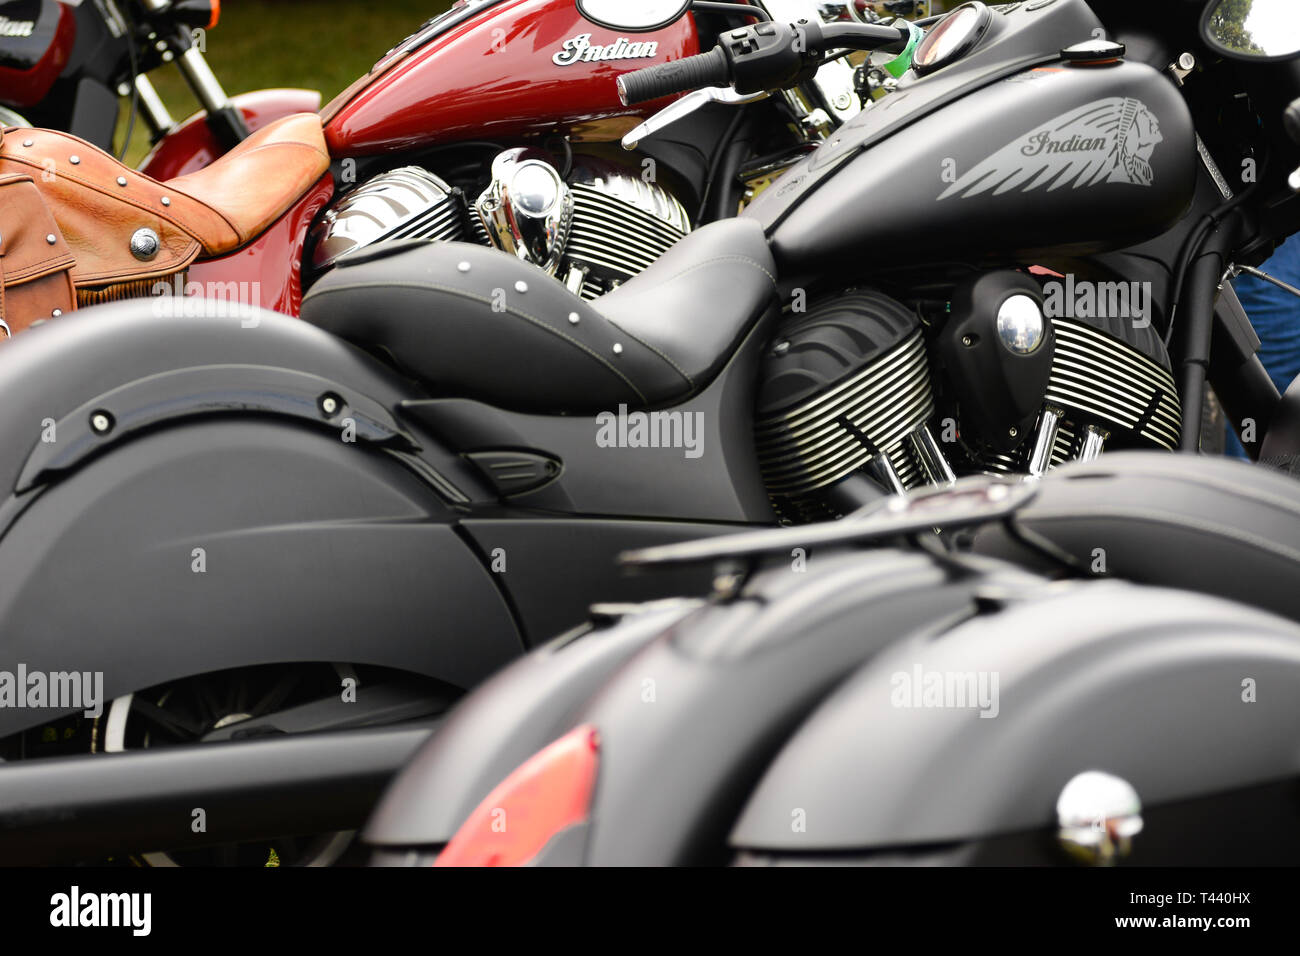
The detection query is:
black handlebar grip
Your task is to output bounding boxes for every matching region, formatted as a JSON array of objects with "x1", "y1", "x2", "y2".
[{"x1": 617, "y1": 47, "x2": 731, "y2": 106}]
